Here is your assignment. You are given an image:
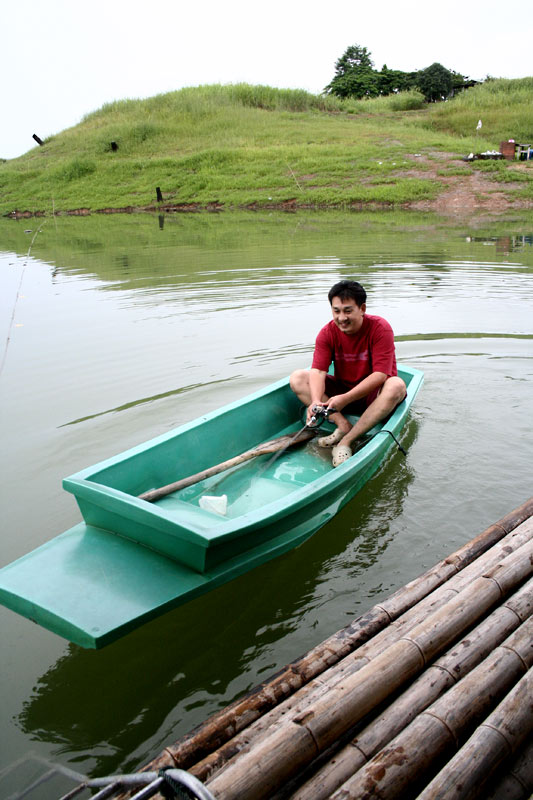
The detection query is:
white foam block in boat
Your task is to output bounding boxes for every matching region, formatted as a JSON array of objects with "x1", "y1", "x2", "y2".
[{"x1": 199, "y1": 494, "x2": 228, "y2": 516}]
